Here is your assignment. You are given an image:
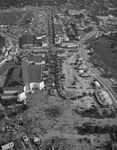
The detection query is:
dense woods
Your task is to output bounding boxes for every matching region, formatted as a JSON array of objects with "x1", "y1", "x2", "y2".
[{"x1": 0, "y1": 0, "x2": 117, "y2": 9}]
